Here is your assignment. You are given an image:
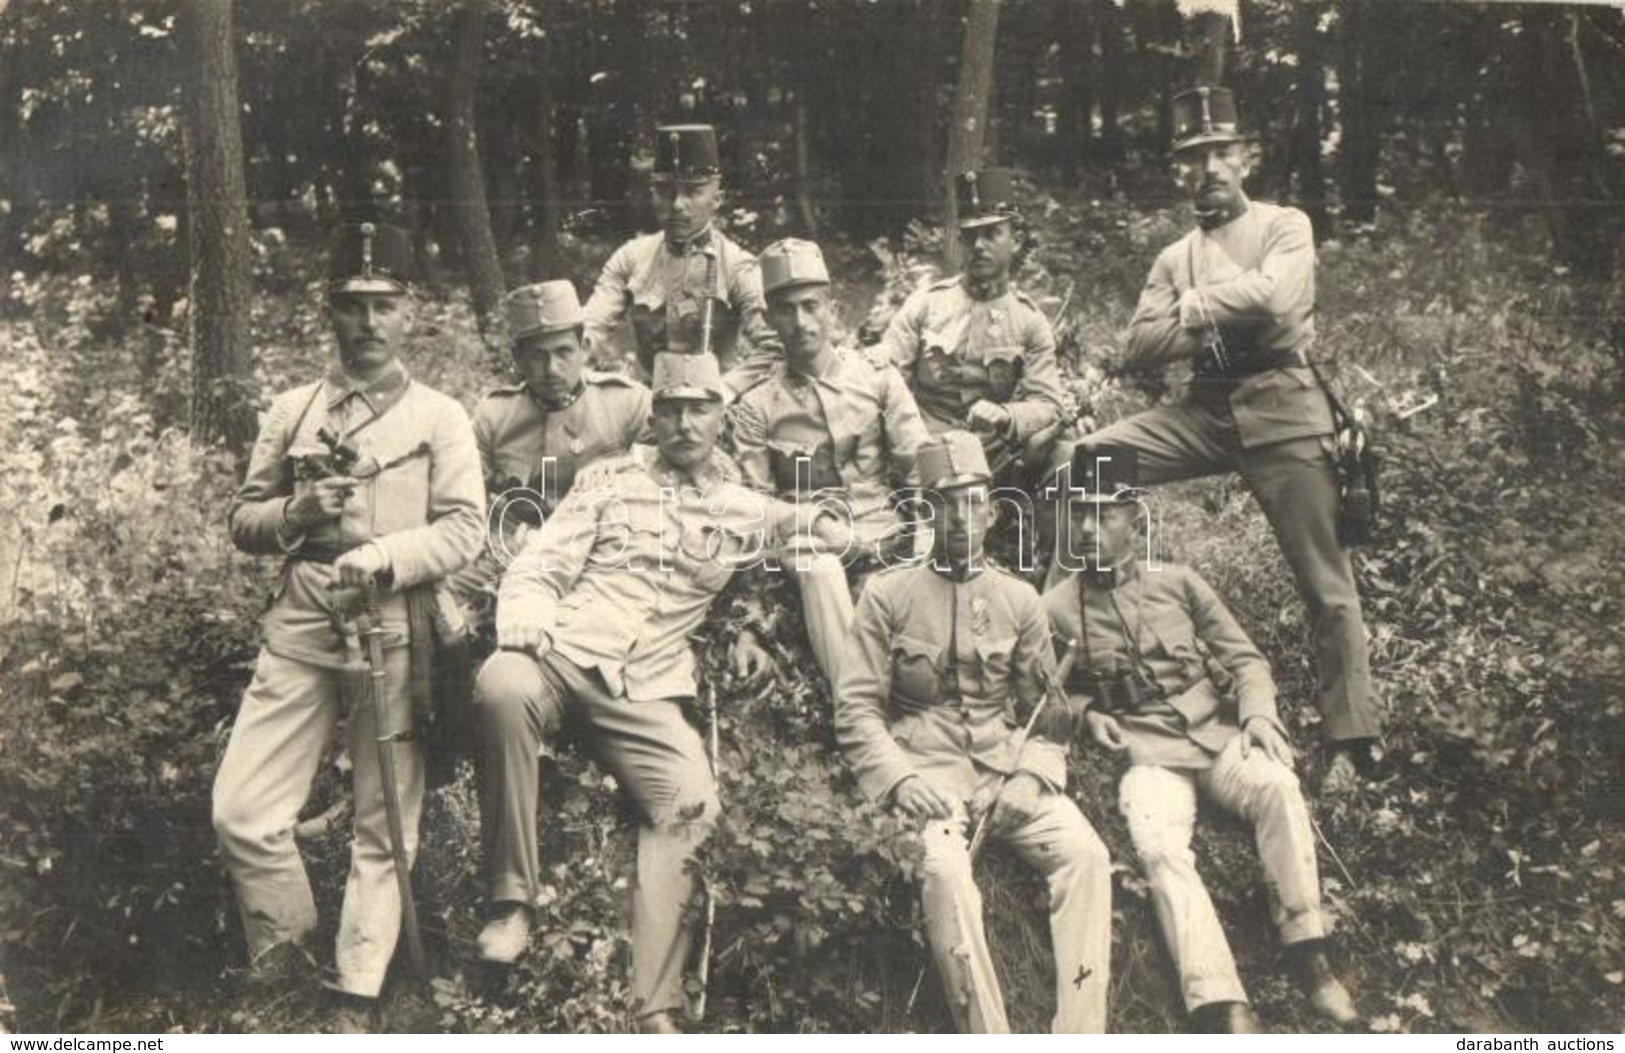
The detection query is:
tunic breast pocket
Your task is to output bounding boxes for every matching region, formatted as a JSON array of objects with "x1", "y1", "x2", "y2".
[
  {"x1": 890, "y1": 633, "x2": 944, "y2": 713},
  {"x1": 367, "y1": 443, "x2": 433, "y2": 536}
]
